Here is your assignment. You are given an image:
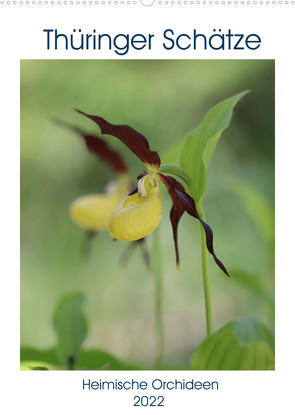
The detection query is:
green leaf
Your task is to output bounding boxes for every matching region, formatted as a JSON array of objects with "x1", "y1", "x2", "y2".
[
  {"x1": 161, "y1": 137, "x2": 186, "y2": 165},
  {"x1": 228, "y1": 178, "x2": 274, "y2": 245},
  {"x1": 20, "y1": 360, "x2": 52, "y2": 370},
  {"x1": 76, "y1": 349, "x2": 141, "y2": 370},
  {"x1": 53, "y1": 292, "x2": 88, "y2": 369},
  {"x1": 188, "y1": 317, "x2": 274, "y2": 370},
  {"x1": 20, "y1": 347, "x2": 141, "y2": 370},
  {"x1": 181, "y1": 91, "x2": 249, "y2": 206},
  {"x1": 20, "y1": 347, "x2": 60, "y2": 366}
]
